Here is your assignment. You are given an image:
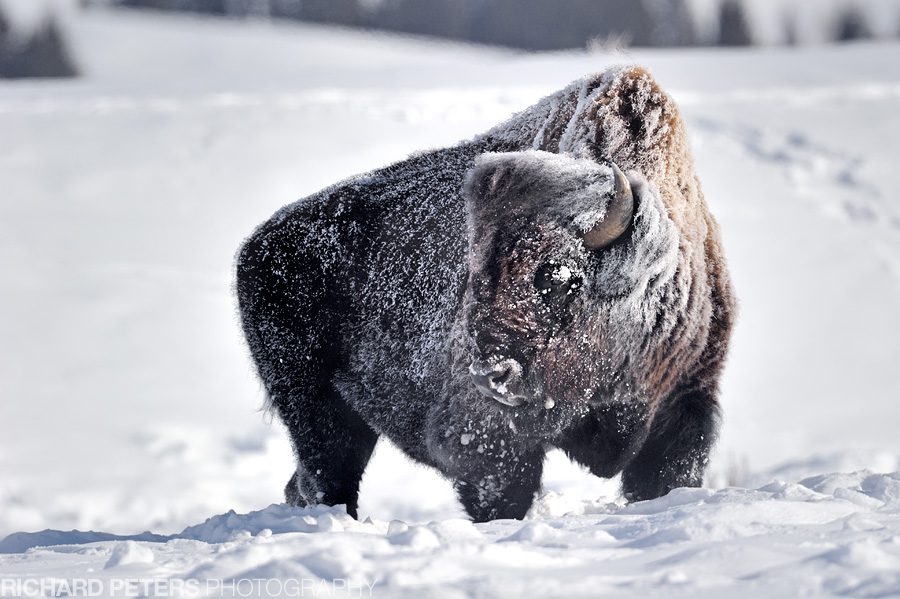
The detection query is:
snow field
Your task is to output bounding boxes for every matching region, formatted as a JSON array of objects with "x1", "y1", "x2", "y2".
[{"x1": 2, "y1": 6, "x2": 900, "y2": 597}]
